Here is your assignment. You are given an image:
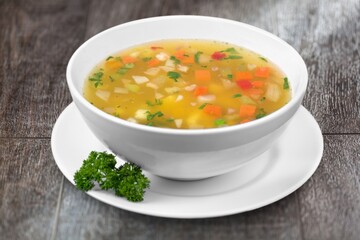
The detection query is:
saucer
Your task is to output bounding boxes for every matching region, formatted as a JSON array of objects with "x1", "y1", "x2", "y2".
[{"x1": 51, "y1": 103, "x2": 323, "y2": 219}]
